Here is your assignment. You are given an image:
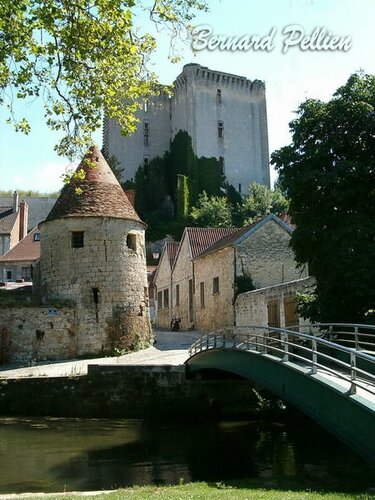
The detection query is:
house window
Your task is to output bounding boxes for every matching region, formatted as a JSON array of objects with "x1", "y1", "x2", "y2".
[
  {"x1": 157, "y1": 290, "x2": 162, "y2": 310},
  {"x1": 175, "y1": 284, "x2": 180, "y2": 306},
  {"x1": 219, "y1": 156, "x2": 225, "y2": 175},
  {"x1": 218, "y1": 121, "x2": 224, "y2": 139},
  {"x1": 21, "y1": 267, "x2": 31, "y2": 280},
  {"x1": 200, "y1": 281, "x2": 205, "y2": 308},
  {"x1": 143, "y1": 119, "x2": 149, "y2": 146},
  {"x1": 33, "y1": 232, "x2": 41, "y2": 241},
  {"x1": 213, "y1": 276, "x2": 220, "y2": 294},
  {"x1": 126, "y1": 233, "x2": 137, "y2": 251},
  {"x1": 71, "y1": 231, "x2": 84, "y2": 248},
  {"x1": 6, "y1": 270, "x2": 12, "y2": 280},
  {"x1": 163, "y1": 288, "x2": 169, "y2": 309},
  {"x1": 216, "y1": 89, "x2": 222, "y2": 104},
  {"x1": 267, "y1": 299, "x2": 280, "y2": 328}
]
